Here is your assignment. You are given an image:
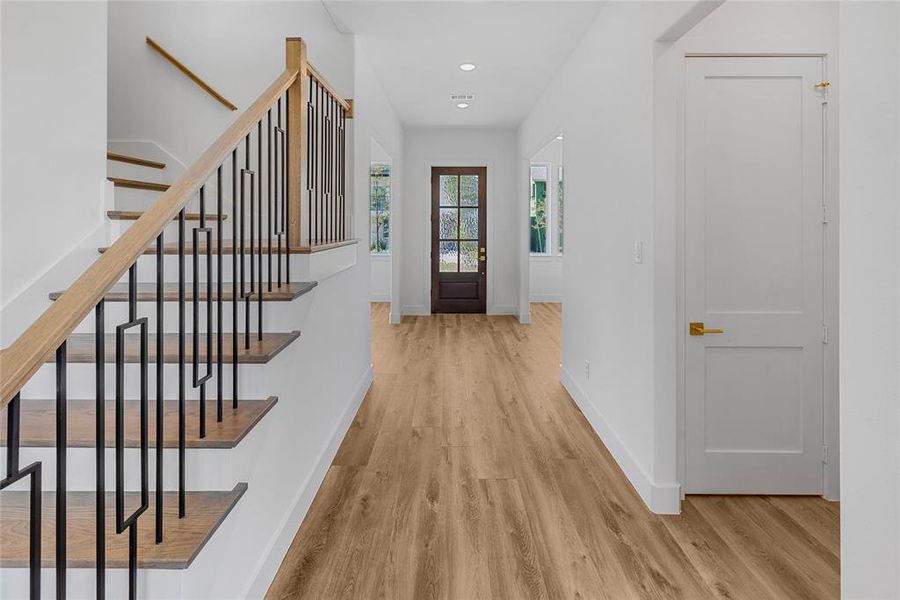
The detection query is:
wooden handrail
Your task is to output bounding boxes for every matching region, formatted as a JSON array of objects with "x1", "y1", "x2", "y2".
[
  {"x1": 307, "y1": 63, "x2": 352, "y2": 115},
  {"x1": 146, "y1": 36, "x2": 239, "y2": 111},
  {"x1": 0, "y1": 69, "x2": 297, "y2": 408}
]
